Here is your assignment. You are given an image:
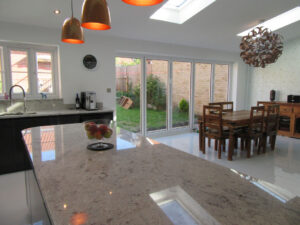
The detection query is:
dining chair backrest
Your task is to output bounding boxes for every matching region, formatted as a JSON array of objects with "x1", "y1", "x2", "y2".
[
  {"x1": 249, "y1": 106, "x2": 265, "y2": 136},
  {"x1": 257, "y1": 101, "x2": 269, "y2": 110},
  {"x1": 209, "y1": 102, "x2": 233, "y2": 112},
  {"x1": 203, "y1": 105, "x2": 223, "y2": 137},
  {"x1": 265, "y1": 104, "x2": 280, "y2": 133}
]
